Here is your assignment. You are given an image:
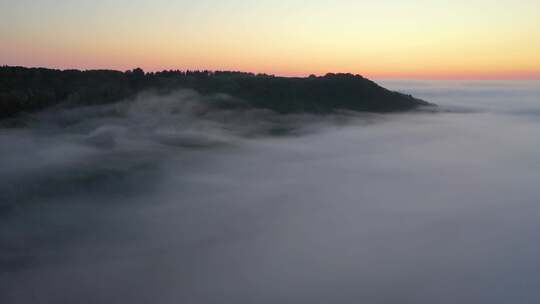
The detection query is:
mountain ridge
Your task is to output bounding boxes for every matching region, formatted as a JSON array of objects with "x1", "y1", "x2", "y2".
[{"x1": 0, "y1": 66, "x2": 433, "y2": 118}]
